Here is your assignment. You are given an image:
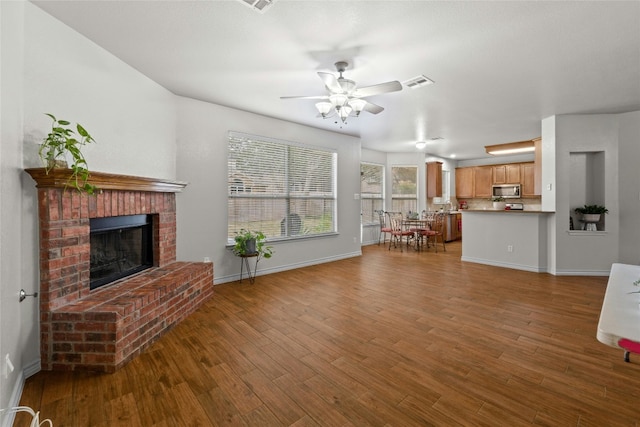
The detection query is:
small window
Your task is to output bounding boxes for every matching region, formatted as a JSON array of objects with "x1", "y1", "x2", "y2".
[
  {"x1": 361, "y1": 163, "x2": 384, "y2": 225},
  {"x1": 391, "y1": 166, "x2": 418, "y2": 214}
]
